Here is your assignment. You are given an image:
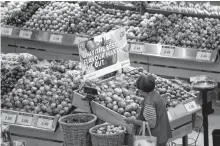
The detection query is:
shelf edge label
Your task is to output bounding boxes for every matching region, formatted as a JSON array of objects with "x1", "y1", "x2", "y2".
[
  {"x1": 130, "y1": 43, "x2": 144, "y2": 53},
  {"x1": 184, "y1": 101, "x2": 198, "y2": 113},
  {"x1": 1, "y1": 27, "x2": 13, "y2": 36},
  {"x1": 19, "y1": 30, "x2": 32, "y2": 39},
  {"x1": 36, "y1": 116, "x2": 54, "y2": 130},
  {"x1": 49, "y1": 34, "x2": 63, "y2": 43},
  {"x1": 196, "y1": 50, "x2": 212, "y2": 61},
  {"x1": 160, "y1": 45, "x2": 175, "y2": 56},
  {"x1": 16, "y1": 113, "x2": 34, "y2": 126},
  {"x1": 2, "y1": 112, "x2": 17, "y2": 124}
]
